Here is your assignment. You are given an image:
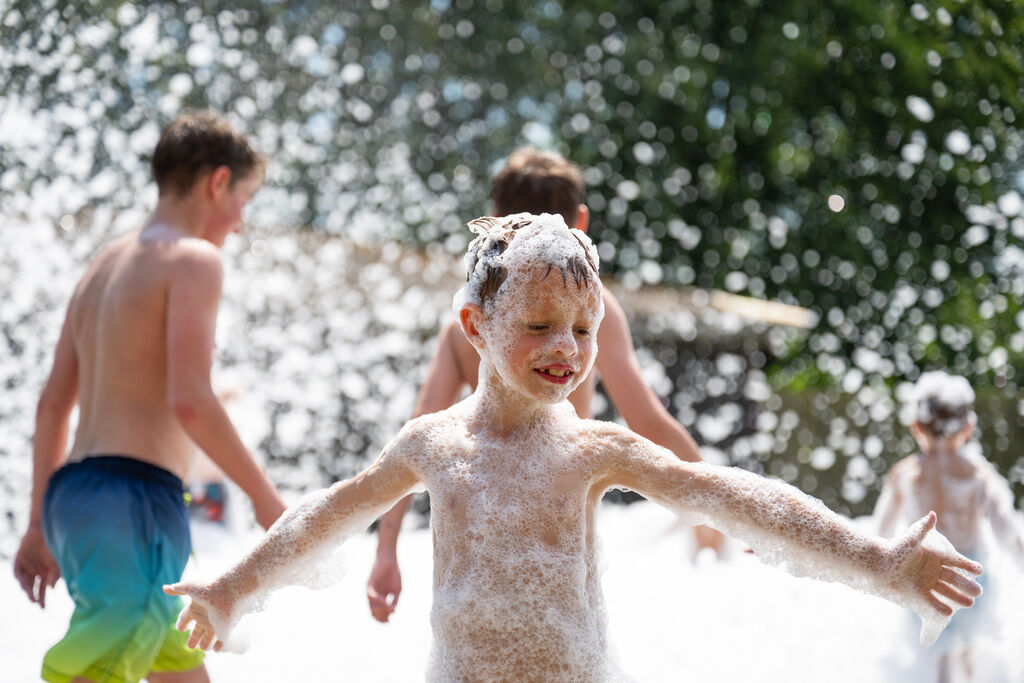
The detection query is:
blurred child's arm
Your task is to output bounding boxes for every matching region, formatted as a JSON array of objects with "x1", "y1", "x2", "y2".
[
  {"x1": 599, "y1": 431, "x2": 982, "y2": 640},
  {"x1": 370, "y1": 321, "x2": 471, "y2": 622},
  {"x1": 871, "y1": 465, "x2": 906, "y2": 539},
  {"x1": 14, "y1": 304, "x2": 78, "y2": 607},
  {"x1": 595, "y1": 292, "x2": 723, "y2": 554},
  {"x1": 981, "y1": 469, "x2": 1024, "y2": 568},
  {"x1": 165, "y1": 246, "x2": 285, "y2": 530},
  {"x1": 595, "y1": 293, "x2": 702, "y2": 462},
  {"x1": 167, "y1": 432, "x2": 423, "y2": 649}
]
